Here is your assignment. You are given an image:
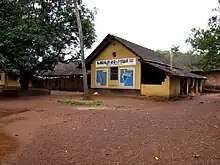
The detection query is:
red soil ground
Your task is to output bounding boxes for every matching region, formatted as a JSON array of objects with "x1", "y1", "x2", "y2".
[{"x1": 0, "y1": 91, "x2": 219, "y2": 165}]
